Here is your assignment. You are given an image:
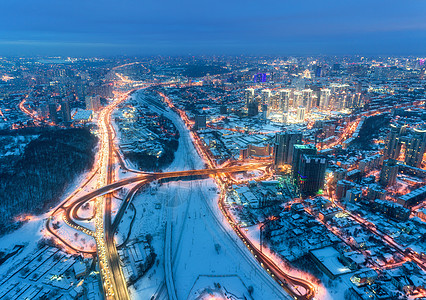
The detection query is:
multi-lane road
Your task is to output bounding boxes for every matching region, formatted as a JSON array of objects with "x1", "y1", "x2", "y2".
[
  {"x1": 35, "y1": 69, "x2": 426, "y2": 300},
  {"x1": 216, "y1": 190, "x2": 316, "y2": 299},
  {"x1": 46, "y1": 72, "x2": 316, "y2": 300},
  {"x1": 155, "y1": 90, "x2": 316, "y2": 299},
  {"x1": 48, "y1": 160, "x2": 276, "y2": 298}
]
